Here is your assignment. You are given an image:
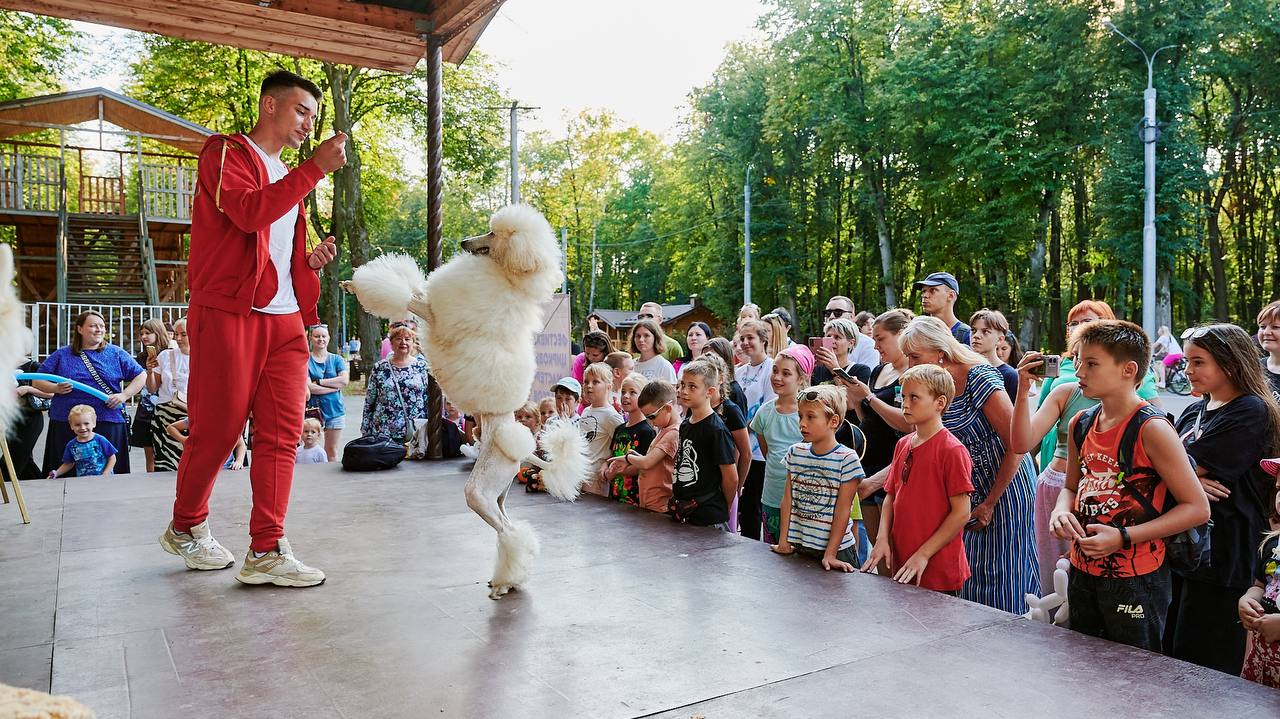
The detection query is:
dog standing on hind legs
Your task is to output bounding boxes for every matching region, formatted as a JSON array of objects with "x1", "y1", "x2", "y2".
[{"x1": 344, "y1": 204, "x2": 589, "y2": 599}]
